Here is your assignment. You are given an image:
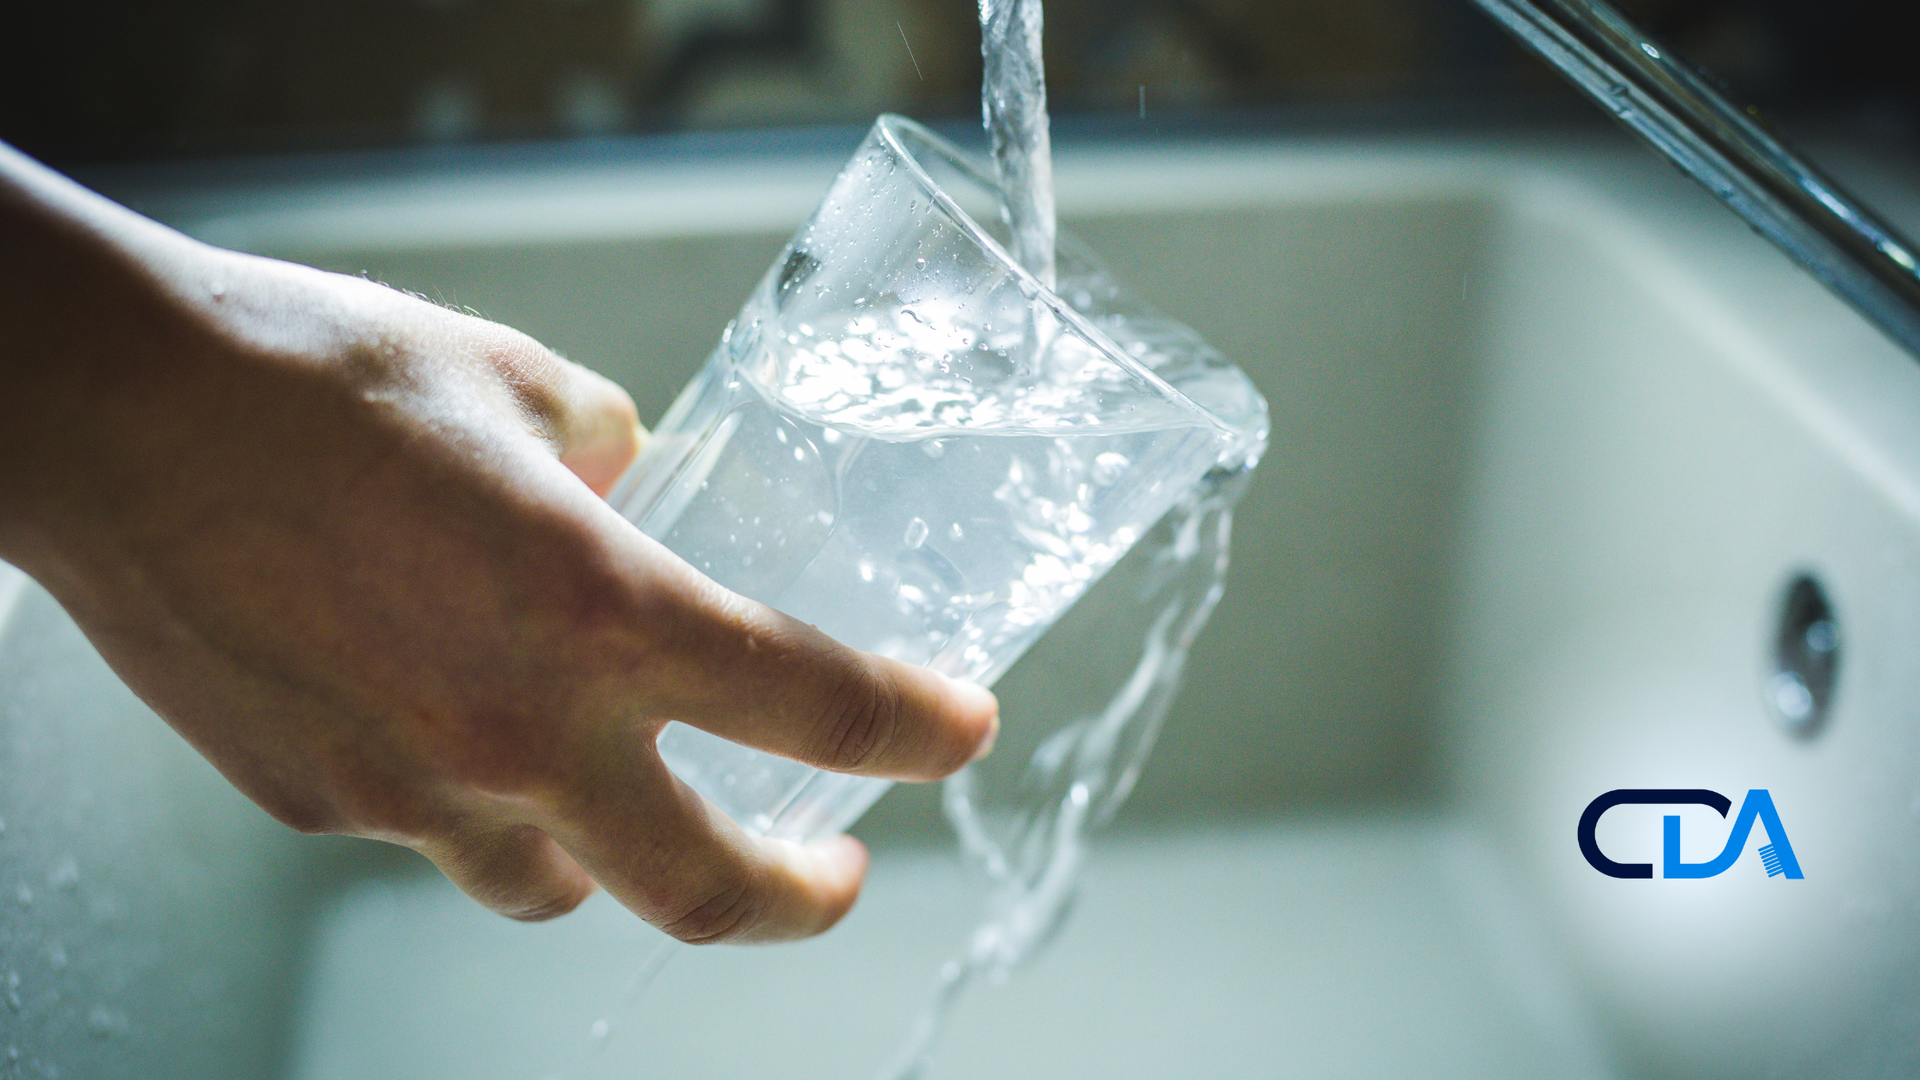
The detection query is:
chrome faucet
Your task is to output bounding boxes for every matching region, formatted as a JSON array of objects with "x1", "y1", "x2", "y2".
[{"x1": 1471, "y1": 0, "x2": 1920, "y2": 360}]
